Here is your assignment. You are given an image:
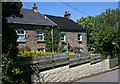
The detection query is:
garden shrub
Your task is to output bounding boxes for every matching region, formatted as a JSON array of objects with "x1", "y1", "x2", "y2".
[
  {"x1": 68, "y1": 52, "x2": 76, "y2": 56},
  {"x1": 69, "y1": 47, "x2": 77, "y2": 52},
  {"x1": 2, "y1": 54, "x2": 24, "y2": 83},
  {"x1": 17, "y1": 51, "x2": 57, "y2": 57},
  {"x1": 18, "y1": 46, "x2": 31, "y2": 52},
  {"x1": 58, "y1": 43, "x2": 66, "y2": 52}
]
